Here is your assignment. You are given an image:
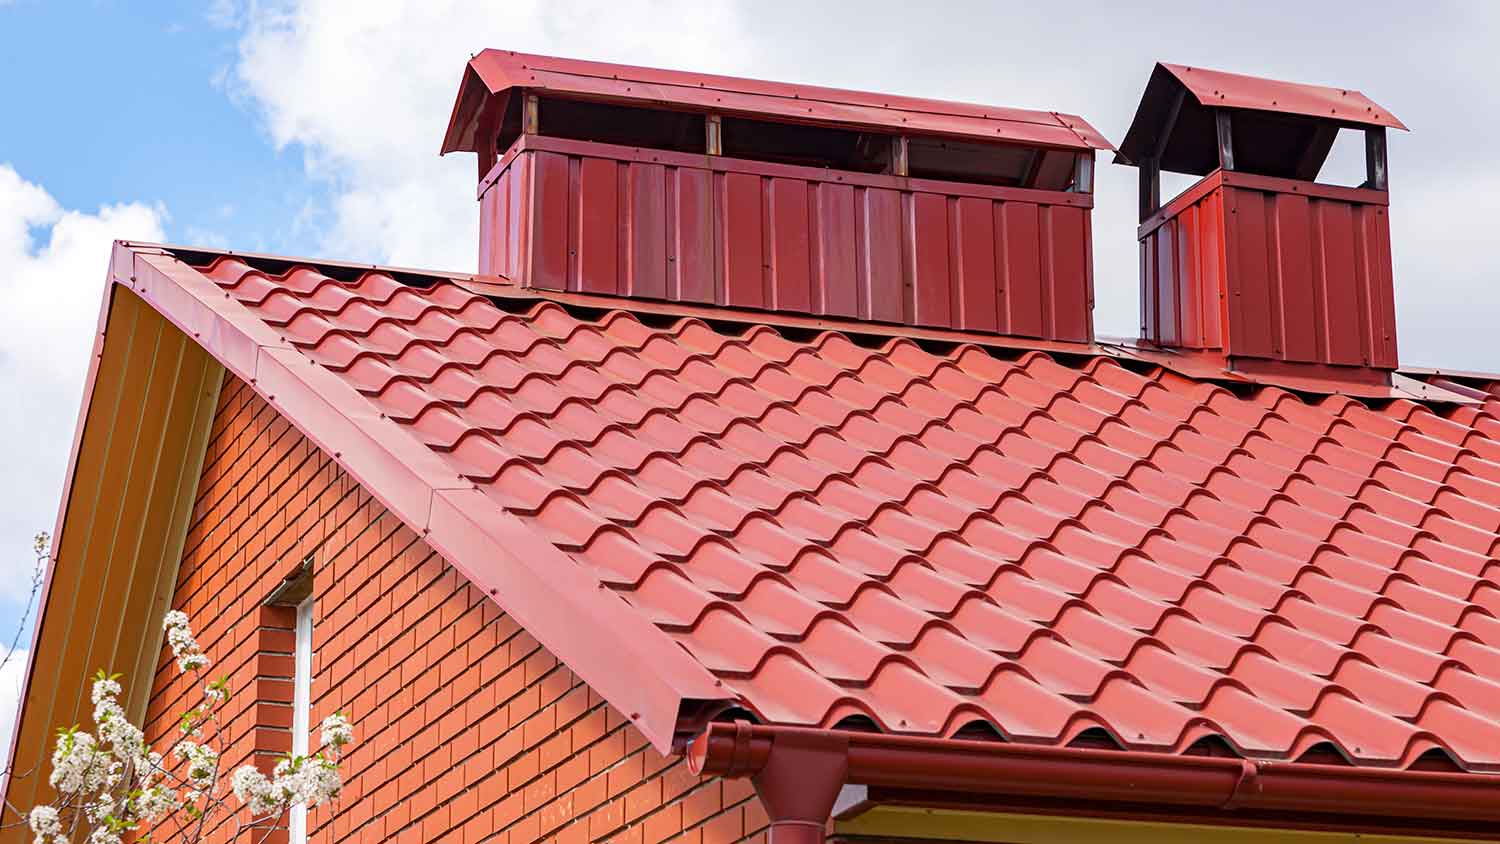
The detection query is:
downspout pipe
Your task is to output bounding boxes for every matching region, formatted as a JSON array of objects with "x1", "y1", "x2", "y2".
[{"x1": 687, "y1": 723, "x2": 1500, "y2": 833}]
